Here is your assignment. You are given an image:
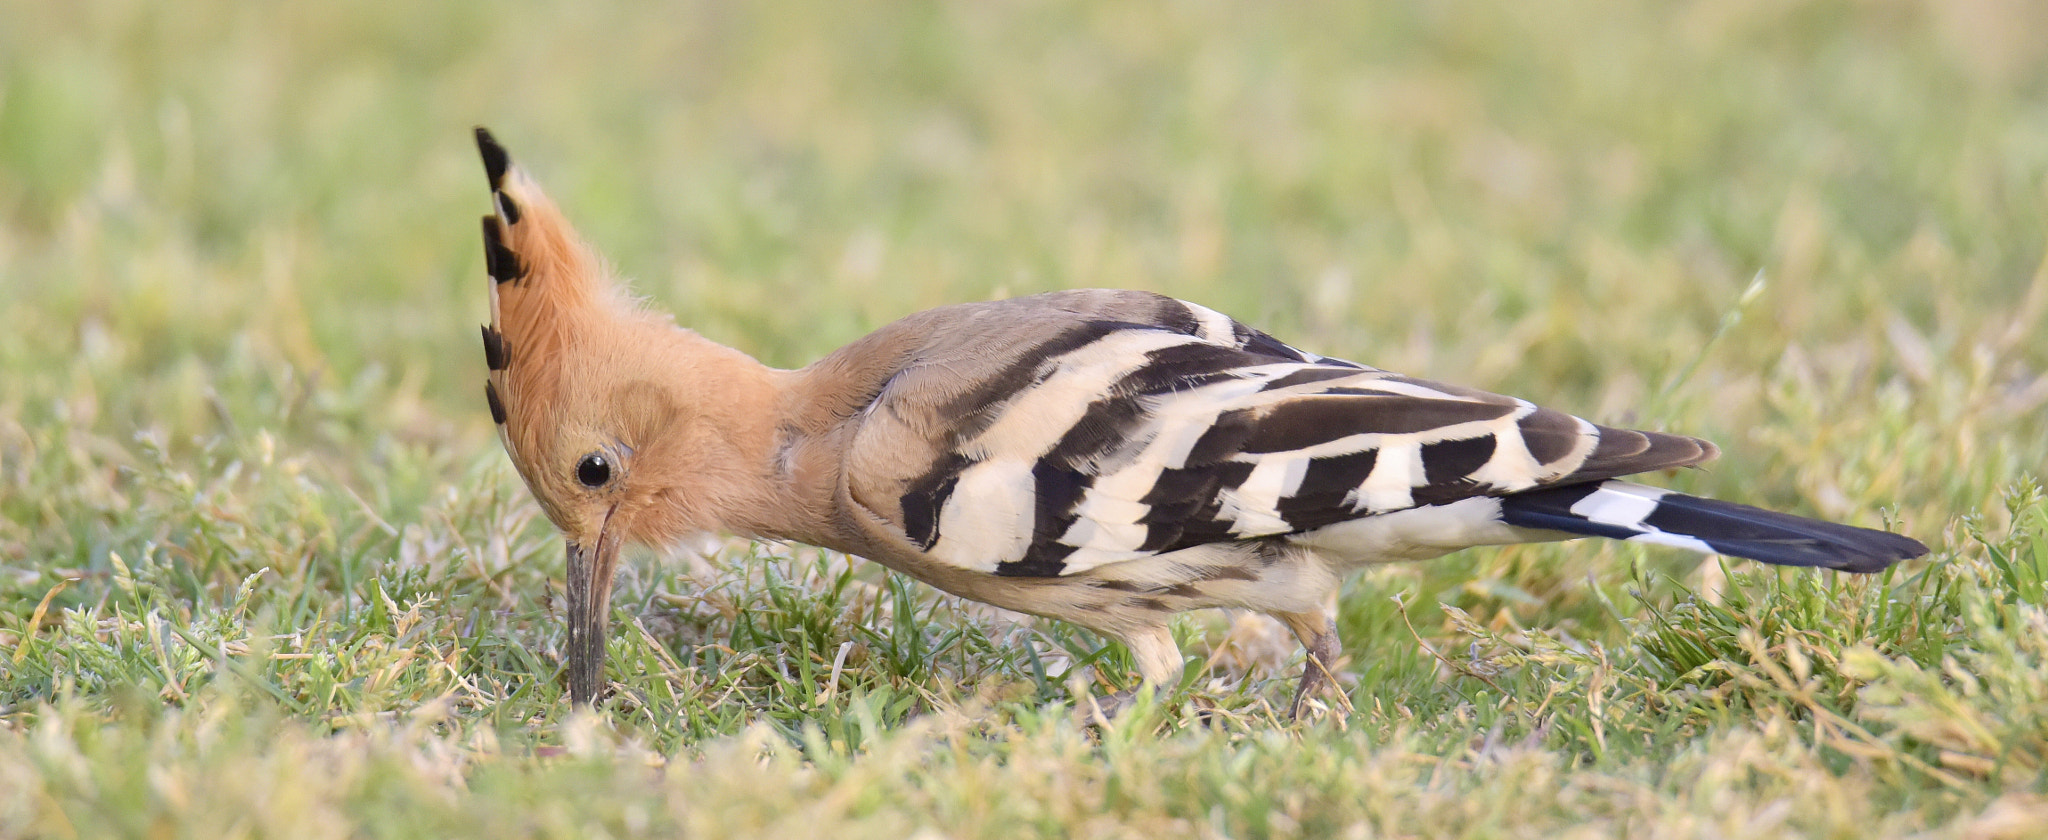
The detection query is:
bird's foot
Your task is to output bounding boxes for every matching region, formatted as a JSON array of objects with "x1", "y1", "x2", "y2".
[
  {"x1": 1073, "y1": 685, "x2": 1144, "y2": 728},
  {"x1": 1280, "y1": 613, "x2": 1352, "y2": 723}
]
